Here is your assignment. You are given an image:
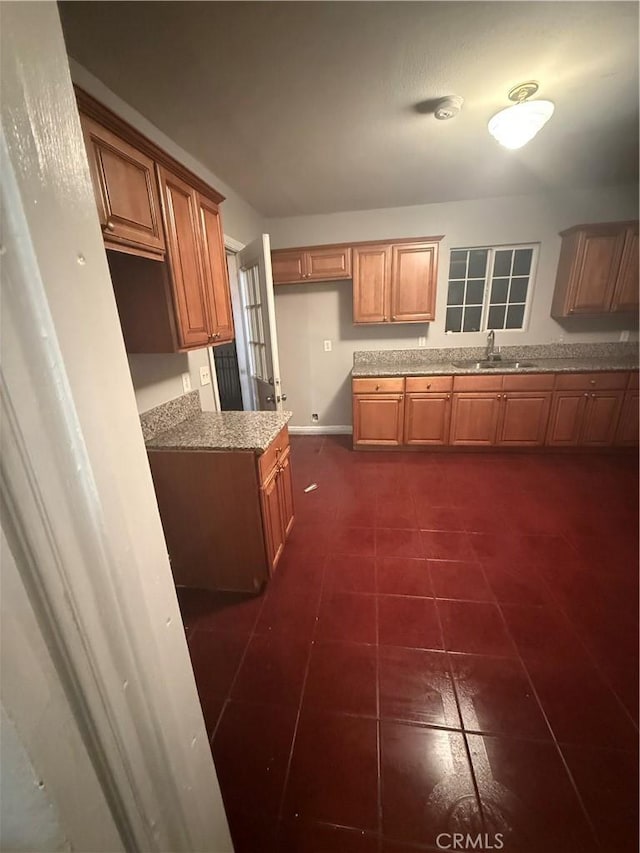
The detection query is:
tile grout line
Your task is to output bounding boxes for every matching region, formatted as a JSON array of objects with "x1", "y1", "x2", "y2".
[
  {"x1": 275, "y1": 549, "x2": 329, "y2": 826},
  {"x1": 207, "y1": 591, "x2": 270, "y2": 746},
  {"x1": 492, "y1": 589, "x2": 602, "y2": 849}
]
